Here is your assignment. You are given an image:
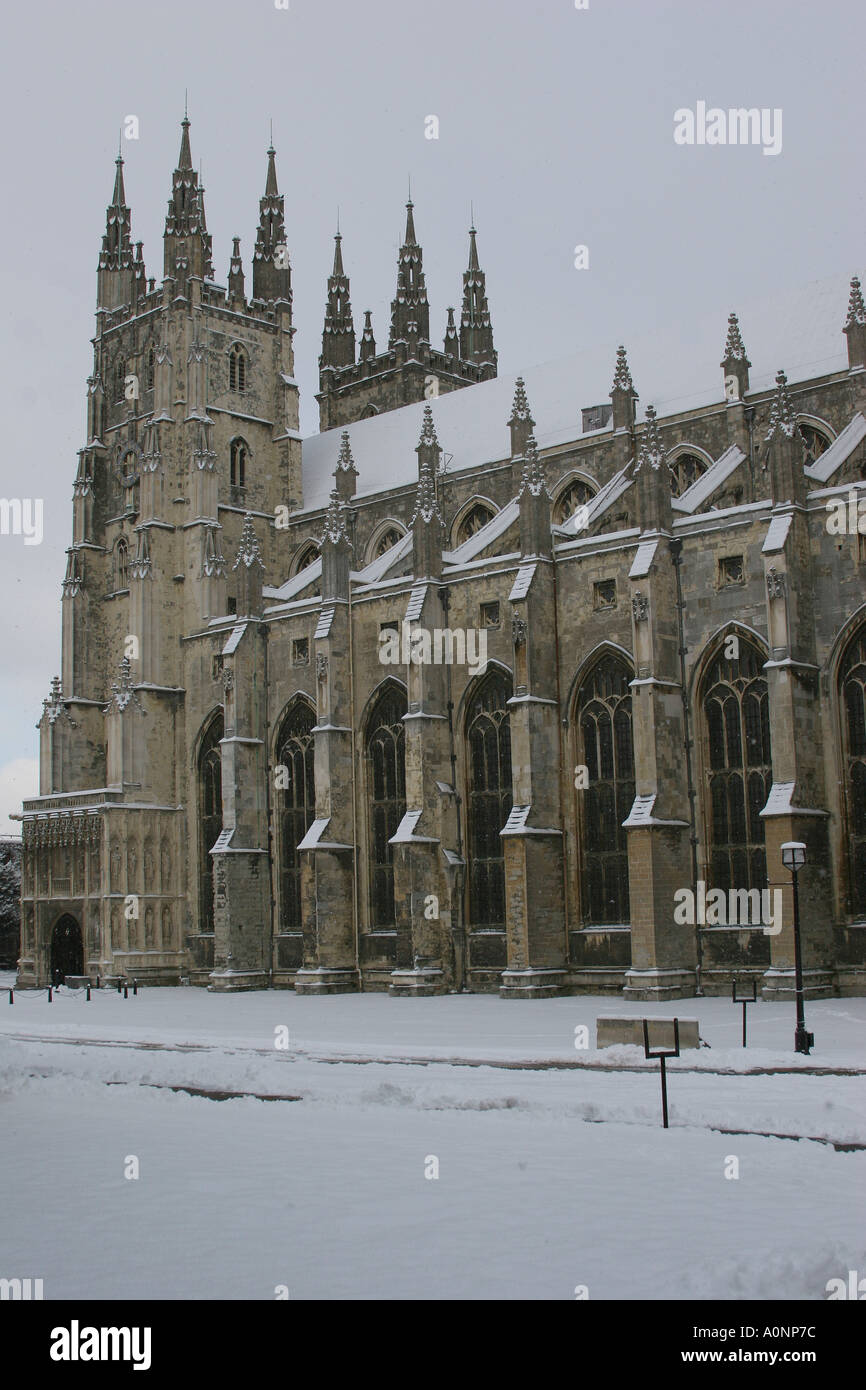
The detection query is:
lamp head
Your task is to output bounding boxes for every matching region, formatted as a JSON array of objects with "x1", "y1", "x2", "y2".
[{"x1": 781, "y1": 841, "x2": 807, "y2": 872}]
